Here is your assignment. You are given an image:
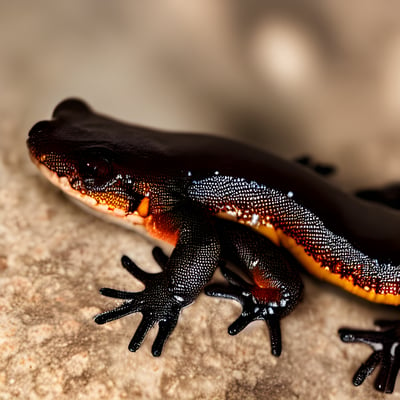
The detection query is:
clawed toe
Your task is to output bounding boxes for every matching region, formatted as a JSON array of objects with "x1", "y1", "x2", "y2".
[
  {"x1": 205, "y1": 265, "x2": 284, "y2": 356},
  {"x1": 94, "y1": 250, "x2": 185, "y2": 356},
  {"x1": 339, "y1": 320, "x2": 400, "y2": 393}
]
